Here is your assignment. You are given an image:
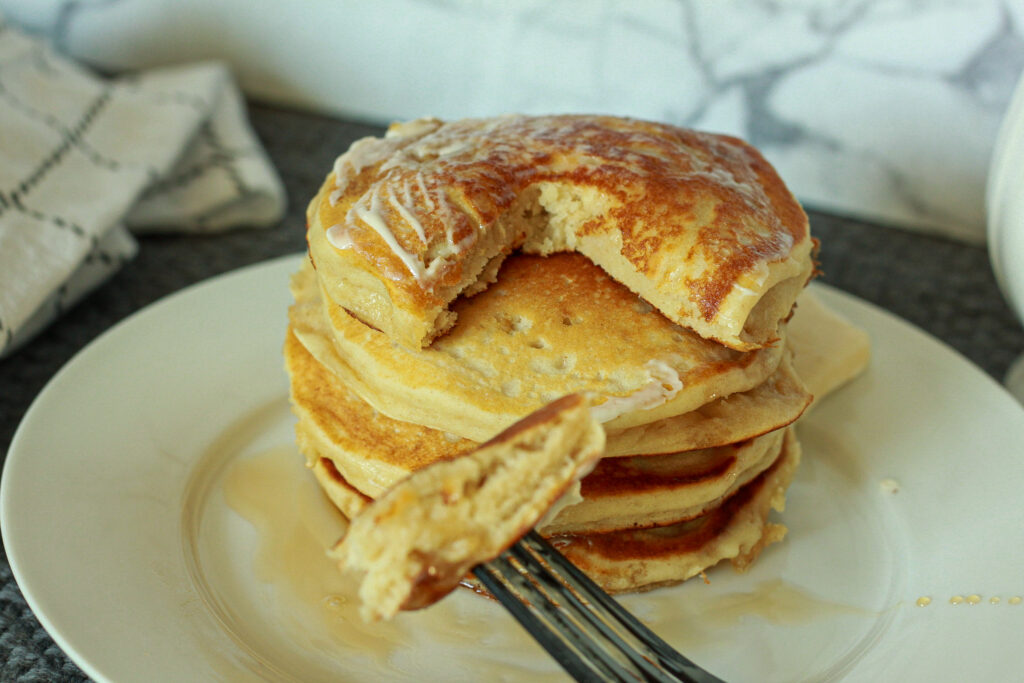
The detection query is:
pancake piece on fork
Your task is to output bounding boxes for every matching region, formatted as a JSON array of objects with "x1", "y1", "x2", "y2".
[{"x1": 330, "y1": 394, "x2": 605, "y2": 621}]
